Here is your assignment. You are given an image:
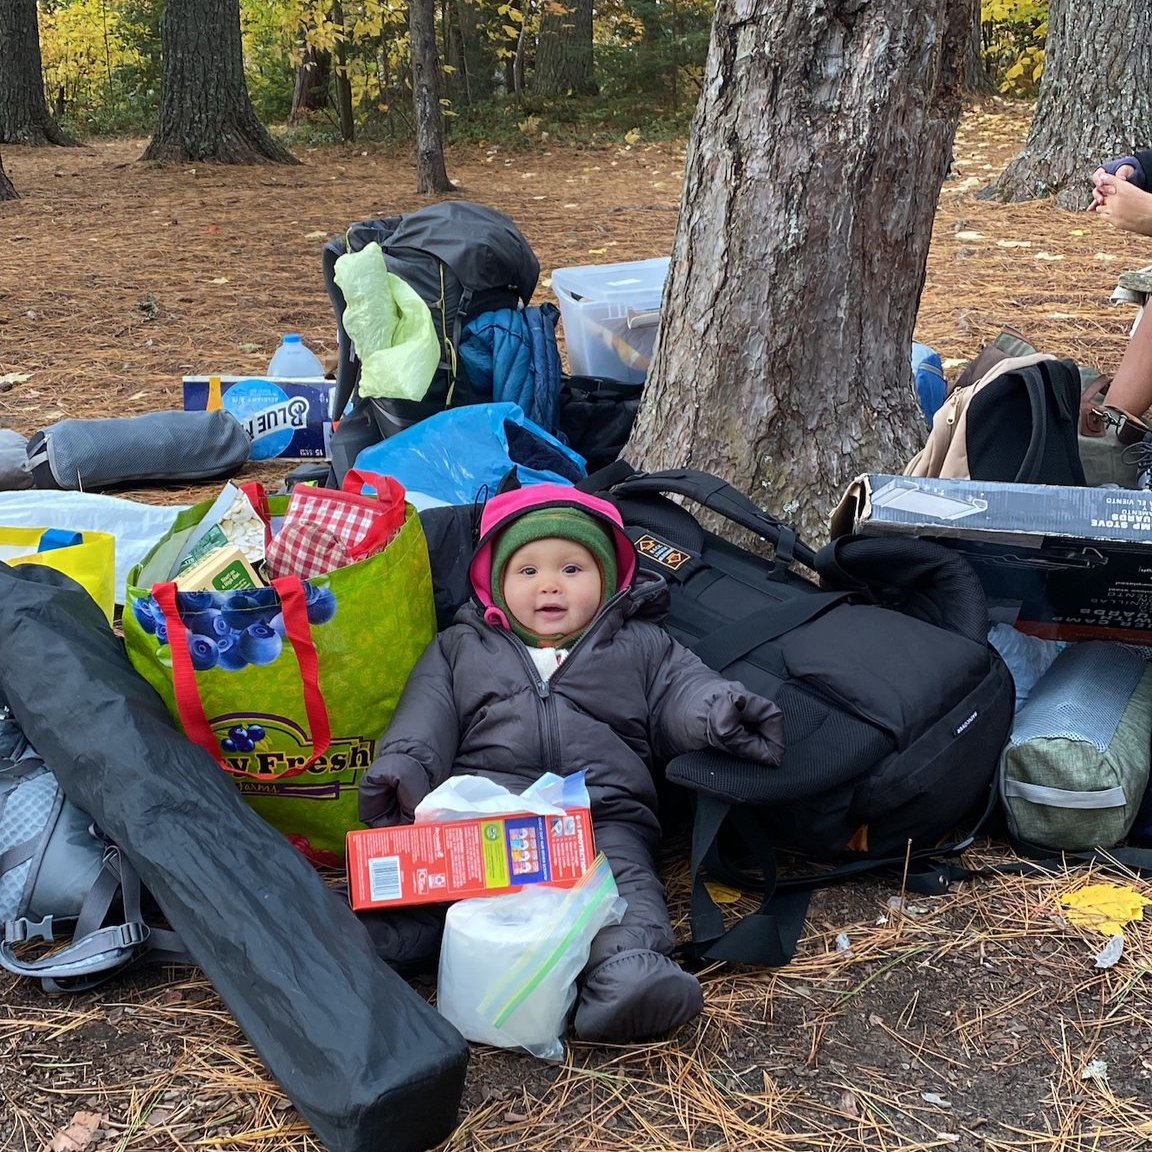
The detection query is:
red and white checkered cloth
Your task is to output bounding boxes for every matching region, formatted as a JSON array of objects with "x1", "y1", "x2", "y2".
[
  {"x1": 265, "y1": 520, "x2": 351, "y2": 580},
  {"x1": 265, "y1": 475, "x2": 406, "y2": 580}
]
